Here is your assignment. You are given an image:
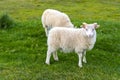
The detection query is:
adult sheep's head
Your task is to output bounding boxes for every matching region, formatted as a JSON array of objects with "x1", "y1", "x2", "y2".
[{"x1": 81, "y1": 22, "x2": 100, "y2": 37}]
